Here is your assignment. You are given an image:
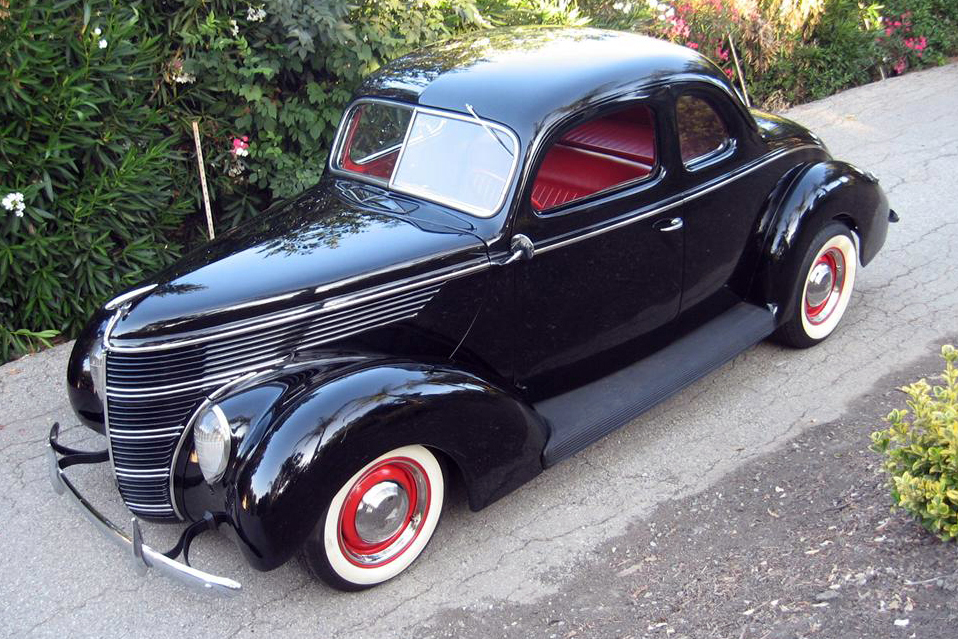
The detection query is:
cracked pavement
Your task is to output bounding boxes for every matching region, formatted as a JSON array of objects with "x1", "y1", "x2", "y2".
[{"x1": 2, "y1": 63, "x2": 957, "y2": 638}]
